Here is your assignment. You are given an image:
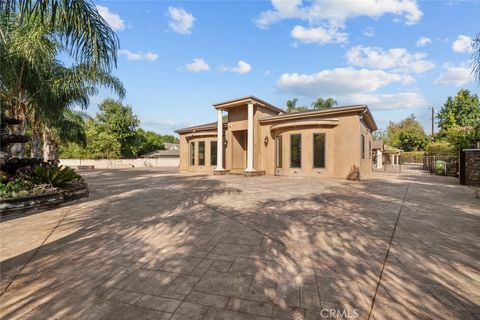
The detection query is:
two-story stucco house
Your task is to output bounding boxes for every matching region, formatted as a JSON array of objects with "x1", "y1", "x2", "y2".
[{"x1": 175, "y1": 96, "x2": 377, "y2": 179}]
